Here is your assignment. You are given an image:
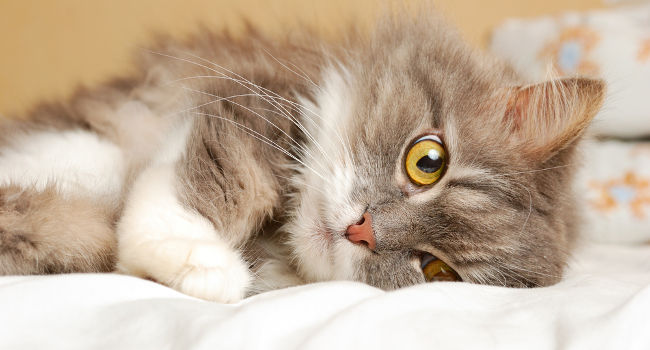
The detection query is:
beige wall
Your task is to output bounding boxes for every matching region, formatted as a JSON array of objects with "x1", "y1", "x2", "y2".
[{"x1": 0, "y1": 0, "x2": 604, "y2": 115}]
